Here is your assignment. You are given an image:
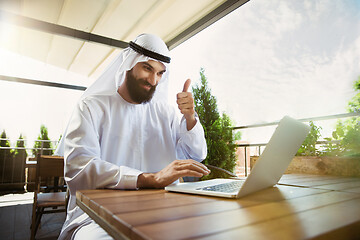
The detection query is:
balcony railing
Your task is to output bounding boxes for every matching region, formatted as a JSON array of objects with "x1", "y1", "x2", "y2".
[
  {"x1": 0, "y1": 112, "x2": 358, "y2": 191},
  {"x1": 0, "y1": 139, "x2": 59, "y2": 192},
  {"x1": 233, "y1": 112, "x2": 360, "y2": 176}
]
